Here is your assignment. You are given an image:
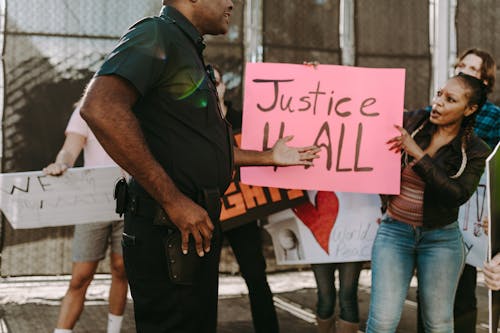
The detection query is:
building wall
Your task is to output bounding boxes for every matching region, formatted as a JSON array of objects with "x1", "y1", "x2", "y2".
[{"x1": 456, "y1": 0, "x2": 500, "y2": 103}]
